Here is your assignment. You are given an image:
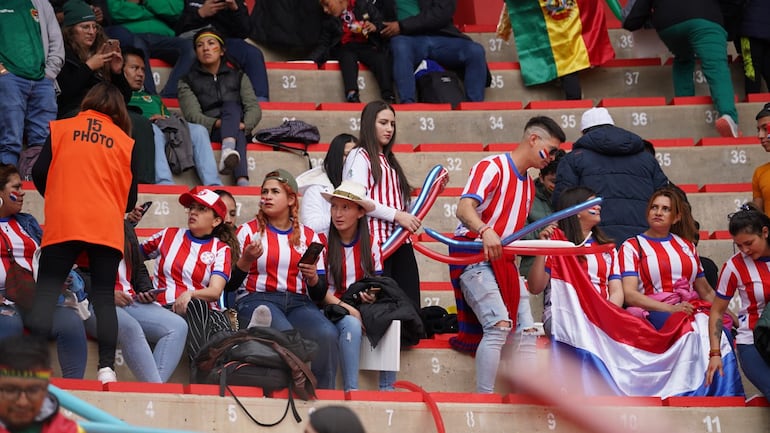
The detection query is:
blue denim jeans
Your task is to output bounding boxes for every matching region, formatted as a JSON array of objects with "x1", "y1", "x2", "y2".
[
  {"x1": 152, "y1": 123, "x2": 222, "y2": 186},
  {"x1": 131, "y1": 33, "x2": 195, "y2": 98},
  {"x1": 0, "y1": 73, "x2": 56, "y2": 165},
  {"x1": 225, "y1": 38, "x2": 269, "y2": 101},
  {"x1": 0, "y1": 302, "x2": 87, "y2": 378},
  {"x1": 335, "y1": 315, "x2": 362, "y2": 391},
  {"x1": 737, "y1": 343, "x2": 770, "y2": 397},
  {"x1": 459, "y1": 262, "x2": 512, "y2": 393},
  {"x1": 390, "y1": 35, "x2": 486, "y2": 103},
  {"x1": 236, "y1": 291, "x2": 339, "y2": 389},
  {"x1": 85, "y1": 302, "x2": 188, "y2": 383}
]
